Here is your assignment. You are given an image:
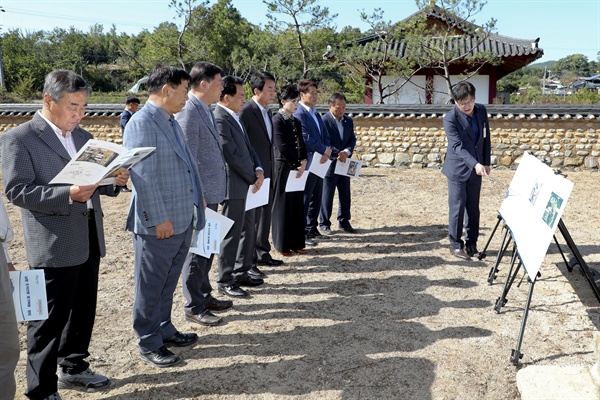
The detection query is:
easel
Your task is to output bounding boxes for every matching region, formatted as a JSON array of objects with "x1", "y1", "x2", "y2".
[{"x1": 489, "y1": 217, "x2": 599, "y2": 365}]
